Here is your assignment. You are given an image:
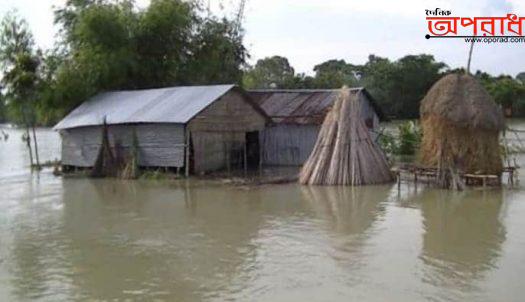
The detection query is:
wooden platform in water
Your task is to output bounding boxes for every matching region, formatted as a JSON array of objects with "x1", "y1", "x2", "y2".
[{"x1": 392, "y1": 164, "x2": 518, "y2": 188}]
